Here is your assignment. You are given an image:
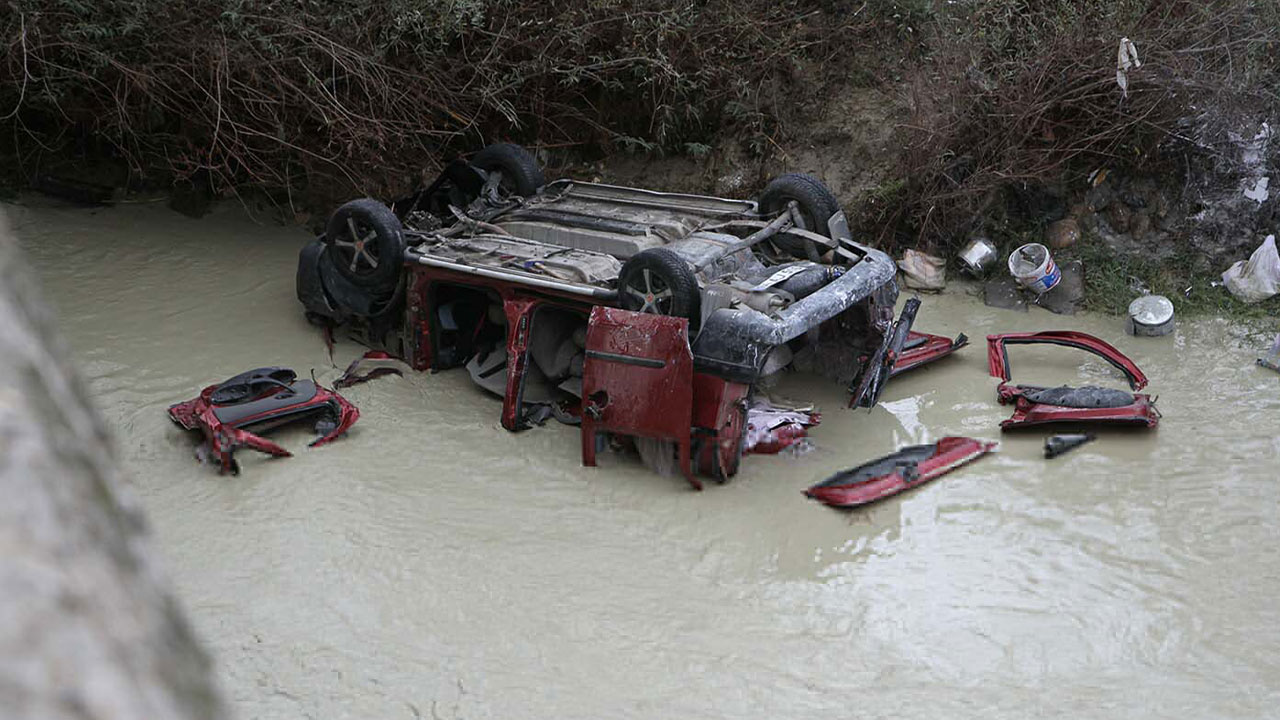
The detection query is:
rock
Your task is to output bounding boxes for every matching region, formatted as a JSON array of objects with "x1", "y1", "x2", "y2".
[
  {"x1": 1107, "y1": 202, "x2": 1132, "y2": 233},
  {"x1": 1045, "y1": 218, "x2": 1081, "y2": 250},
  {"x1": 983, "y1": 275, "x2": 1028, "y2": 312},
  {"x1": 1120, "y1": 188, "x2": 1149, "y2": 209},
  {"x1": 1034, "y1": 259, "x2": 1085, "y2": 315},
  {"x1": 0, "y1": 210, "x2": 227, "y2": 720},
  {"x1": 1086, "y1": 183, "x2": 1113, "y2": 212},
  {"x1": 1131, "y1": 210, "x2": 1152, "y2": 238},
  {"x1": 168, "y1": 173, "x2": 213, "y2": 219}
]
